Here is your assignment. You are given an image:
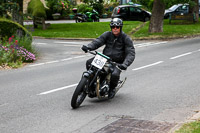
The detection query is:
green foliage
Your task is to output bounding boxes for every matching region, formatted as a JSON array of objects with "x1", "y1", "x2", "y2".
[
  {"x1": 92, "y1": 2, "x2": 104, "y2": 16},
  {"x1": 131, "y1": 0, "x2": 196, "y2": 11},
  {"x1": 28, "y1": 0, "x2": 46, "y2": 18},
  {"x1": 132, "y1": 19, "x2": 200, "y2": 39},
  {"x1": 45, "y1": 0, "x2": 71, "y2": 19},
  {"x1": 175, "y1": 120, "x2": 200, "y2": 133},
  {"x1": 31, "y1": 21, "x2": 142, "y2": 38},
  {"x1": 0, "y1": 18, "x2": 32, "y2": 41},
  {"x1": 131, "y1": 0, "x2": 153, "y2": 11},
  {"x1": 0, "y1": 0, "x2": 20, "y2": 18},
  {"x1": 77, "y1": 4, "x2": 93, "y2": 14},
  {"x1": 0, "y1": 35, "x2": 36, "y2": 68}
]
